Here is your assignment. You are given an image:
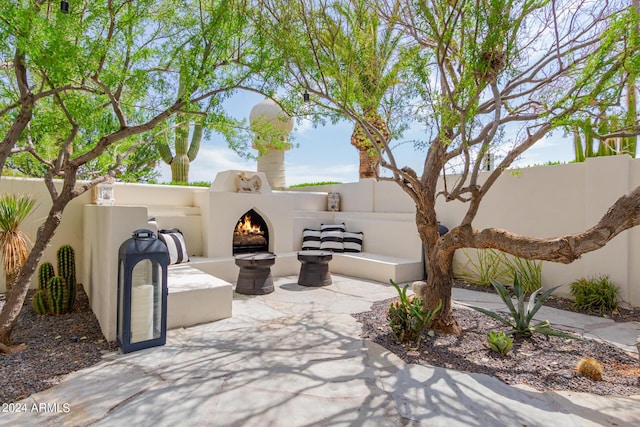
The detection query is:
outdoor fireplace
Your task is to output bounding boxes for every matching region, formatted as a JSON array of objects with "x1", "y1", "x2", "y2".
[{"x1": 232, "y1": 209, "x2": 269, "y2": 255}]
